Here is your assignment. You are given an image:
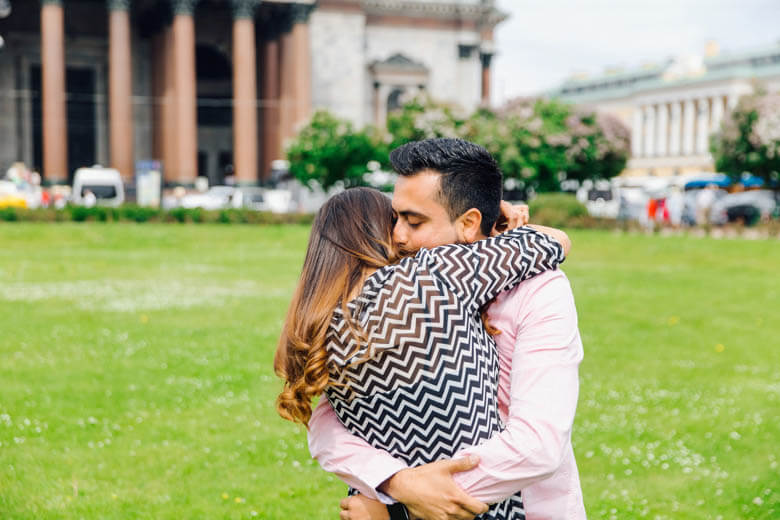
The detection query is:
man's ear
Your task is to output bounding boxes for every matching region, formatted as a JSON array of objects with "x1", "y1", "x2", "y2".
[{"x1": 455, "y1": 208, "x2": 483, "y2": 244}]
